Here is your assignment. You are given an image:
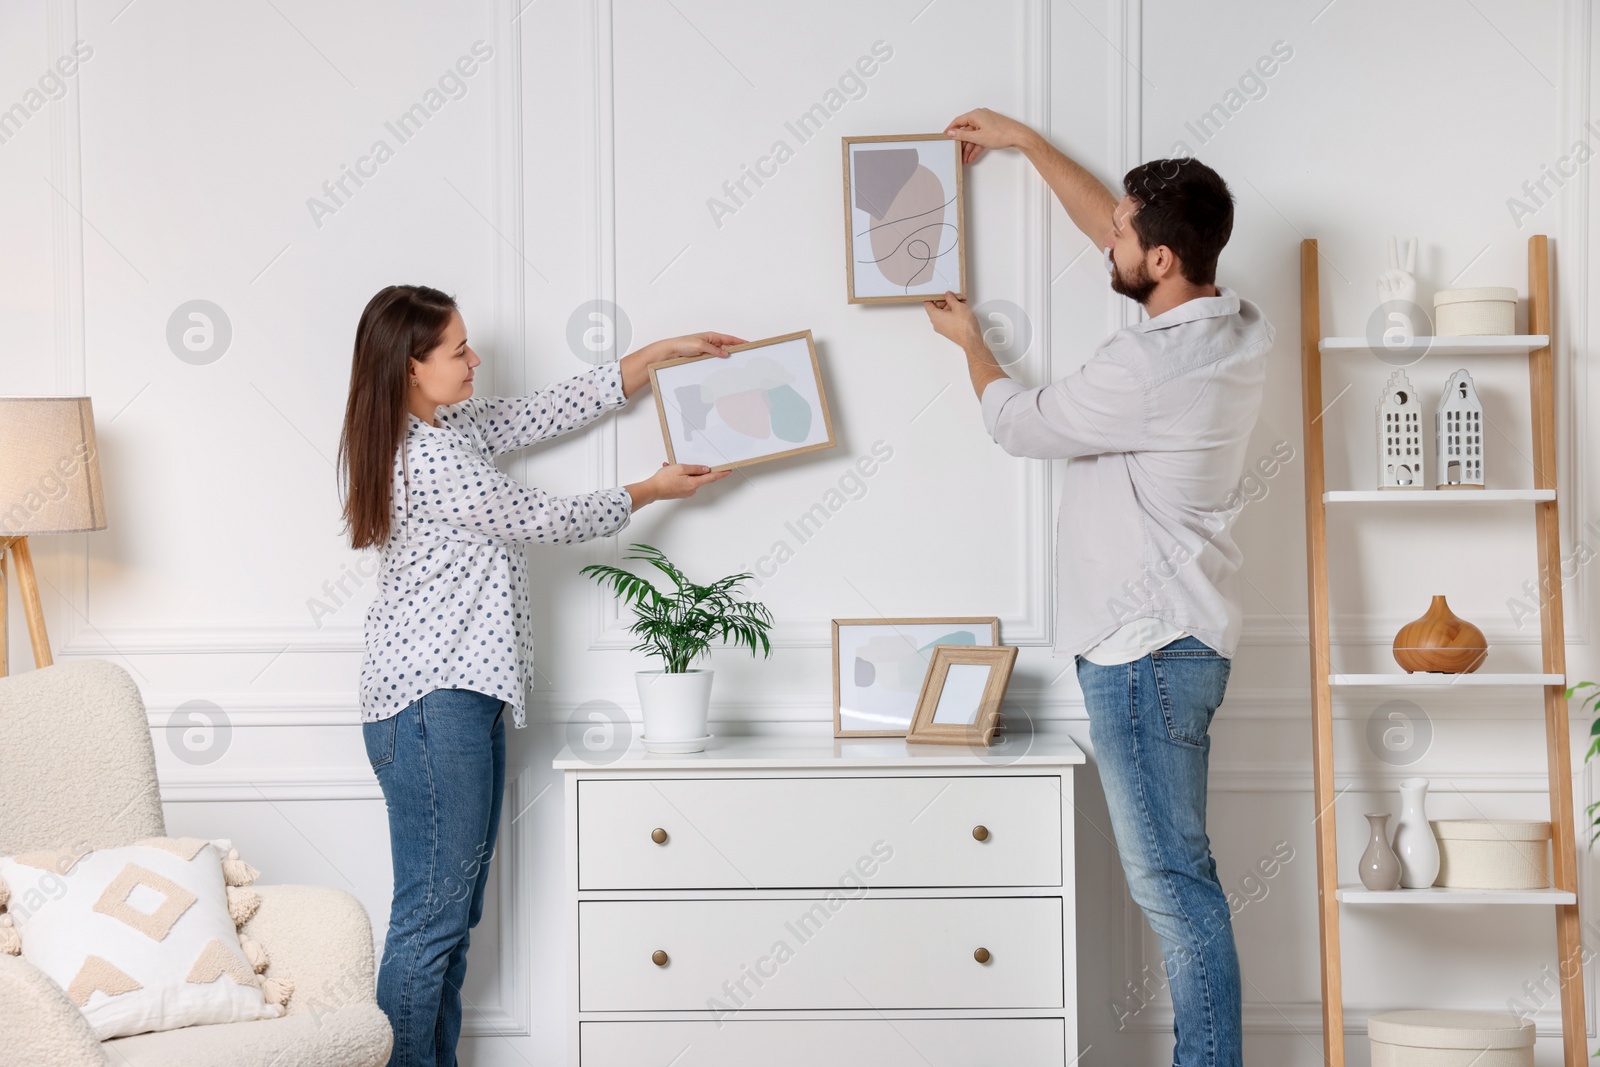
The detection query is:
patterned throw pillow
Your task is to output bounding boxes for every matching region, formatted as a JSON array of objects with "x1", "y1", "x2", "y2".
[{"x1": 0, "y1": 836, "x2": 289, "y2": 1040}]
